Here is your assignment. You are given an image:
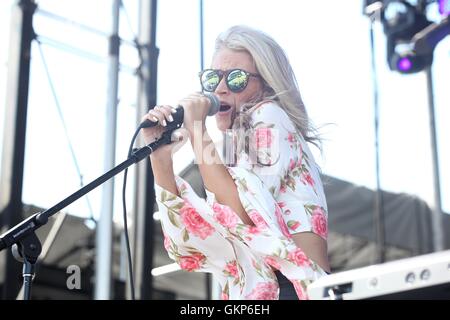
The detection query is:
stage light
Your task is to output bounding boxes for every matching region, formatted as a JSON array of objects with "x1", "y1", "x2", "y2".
[
  {"x1": 397, "y1": 56, "x2": 412, "y2": 71},
  {"x1": 363, "y1": 0, "x2": 384, "y2": 16},
  {"x1": 389, "y1": 50, "x2": 433, "y2": 73},
  {"x1": 365, "y1": 0, "x2": 448, "y2": 74},
  {"x1": 381, "y1": 0, "x2": 432, "y2": 40},
  {"x1": 439, "y1": 0, "x2": 450, "y2": 16},
  {"x1": 380, "y1": 0, "x2": 437, "y2": 74},
  {"x1": 382, "y1": 0, "x2": 415, "y2": 32}
]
